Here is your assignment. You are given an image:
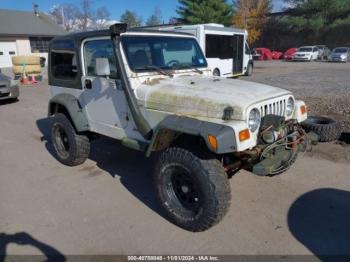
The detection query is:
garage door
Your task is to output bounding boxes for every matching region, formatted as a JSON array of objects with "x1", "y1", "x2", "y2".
[{"x1": 0, "y1": 42, "x2": 17, "y2": 68}]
